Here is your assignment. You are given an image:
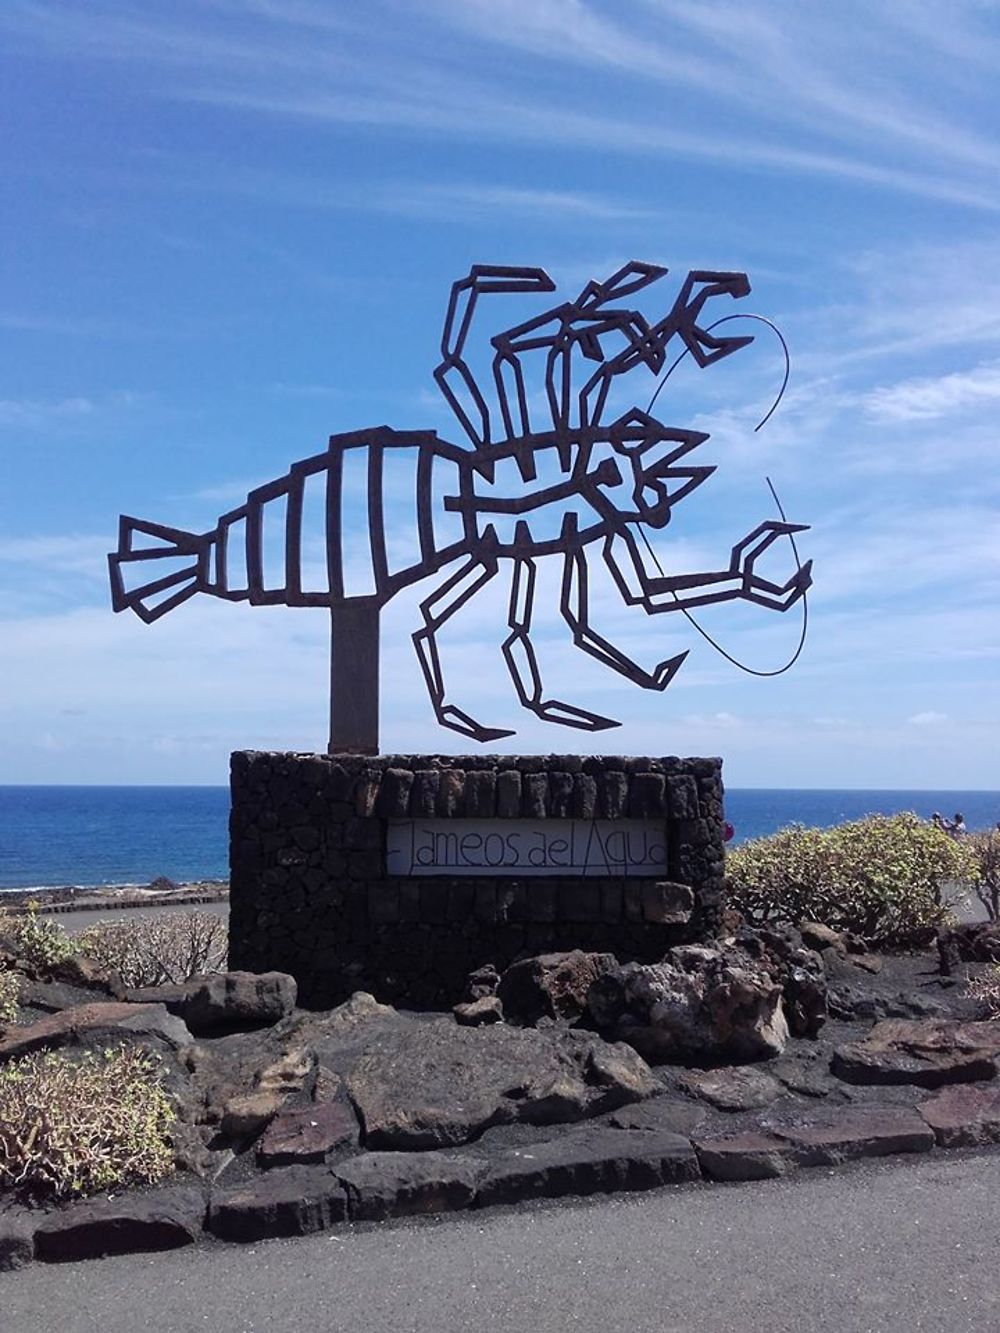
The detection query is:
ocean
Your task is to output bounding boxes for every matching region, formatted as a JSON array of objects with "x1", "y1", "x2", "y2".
[{"x1": 1, "y1": 784, "x2": 998, "y2": 893}]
